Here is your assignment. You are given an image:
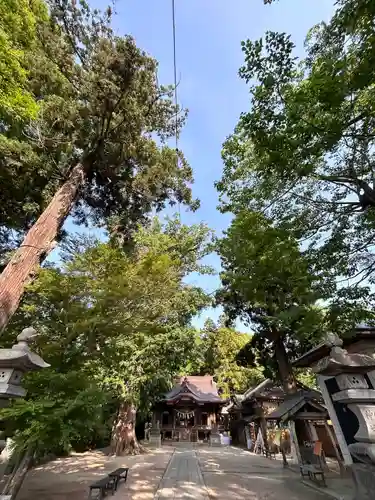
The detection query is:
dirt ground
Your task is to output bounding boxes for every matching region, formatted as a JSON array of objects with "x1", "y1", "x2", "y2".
[
  {"x1": 15, "y1": 445, "x2": 336, "y2": 500},
  {"x1": 17, "y1": 446, "x2": 174, "y2": 500}
]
